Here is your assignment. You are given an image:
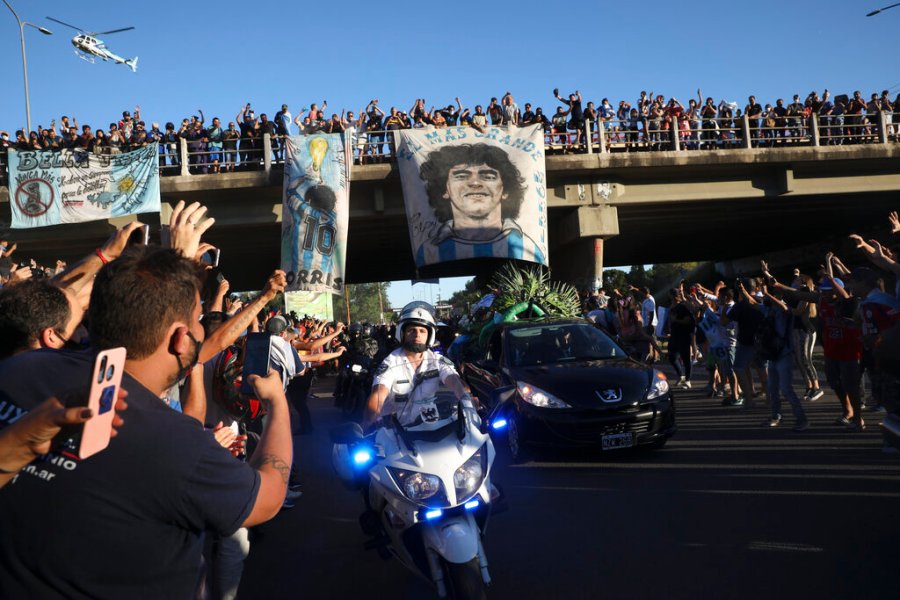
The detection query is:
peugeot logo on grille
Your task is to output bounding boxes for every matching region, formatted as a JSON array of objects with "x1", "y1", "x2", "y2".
[{"x1": 596, "y1": 388, "x2": 622, "y2": 402}]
